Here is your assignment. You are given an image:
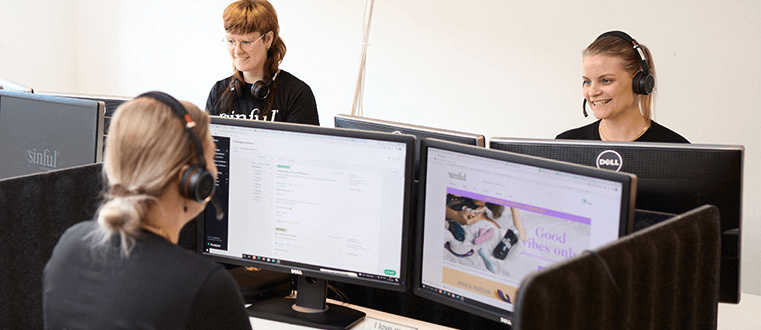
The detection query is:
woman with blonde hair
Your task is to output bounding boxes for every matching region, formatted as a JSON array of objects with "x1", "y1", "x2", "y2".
[
  {"x1": 43, "y1": 92, "x2": 252, "y2": 329},
  {"x1": 206, "y1": 0, "x2": 319, "y2": 125},
  {"x1": 556, "y1": 31, "x2": 689, "y2": 143}
]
